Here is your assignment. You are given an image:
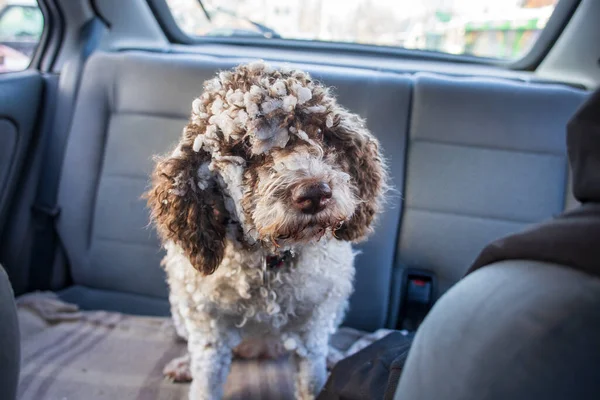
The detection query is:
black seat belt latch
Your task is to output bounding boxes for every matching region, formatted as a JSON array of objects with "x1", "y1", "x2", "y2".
[{"x1": 398, "y1": 268, "x2": 437, "y2": 332}]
